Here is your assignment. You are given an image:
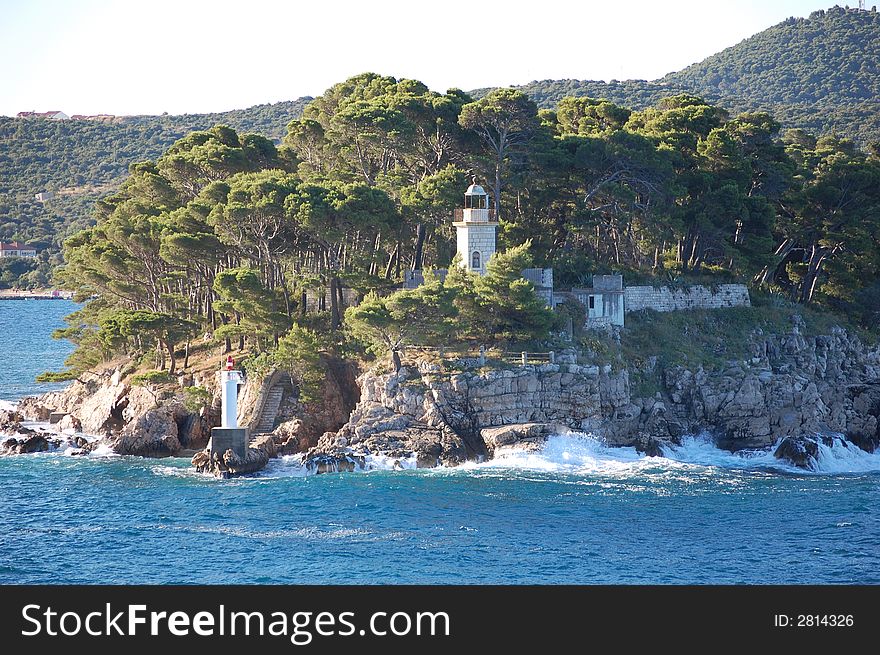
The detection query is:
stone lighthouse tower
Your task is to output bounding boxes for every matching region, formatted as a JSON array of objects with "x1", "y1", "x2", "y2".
[{"x1": 454, "y1": 181, "x2": 497, "y2": 274}]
